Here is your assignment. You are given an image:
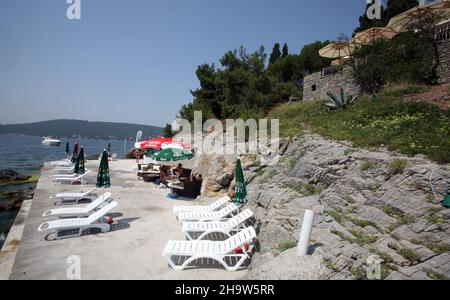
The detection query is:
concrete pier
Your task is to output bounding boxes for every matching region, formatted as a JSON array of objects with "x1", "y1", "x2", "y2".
[{"x1": 0, "y1": 159, "x2": 245, "y2": 280}]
